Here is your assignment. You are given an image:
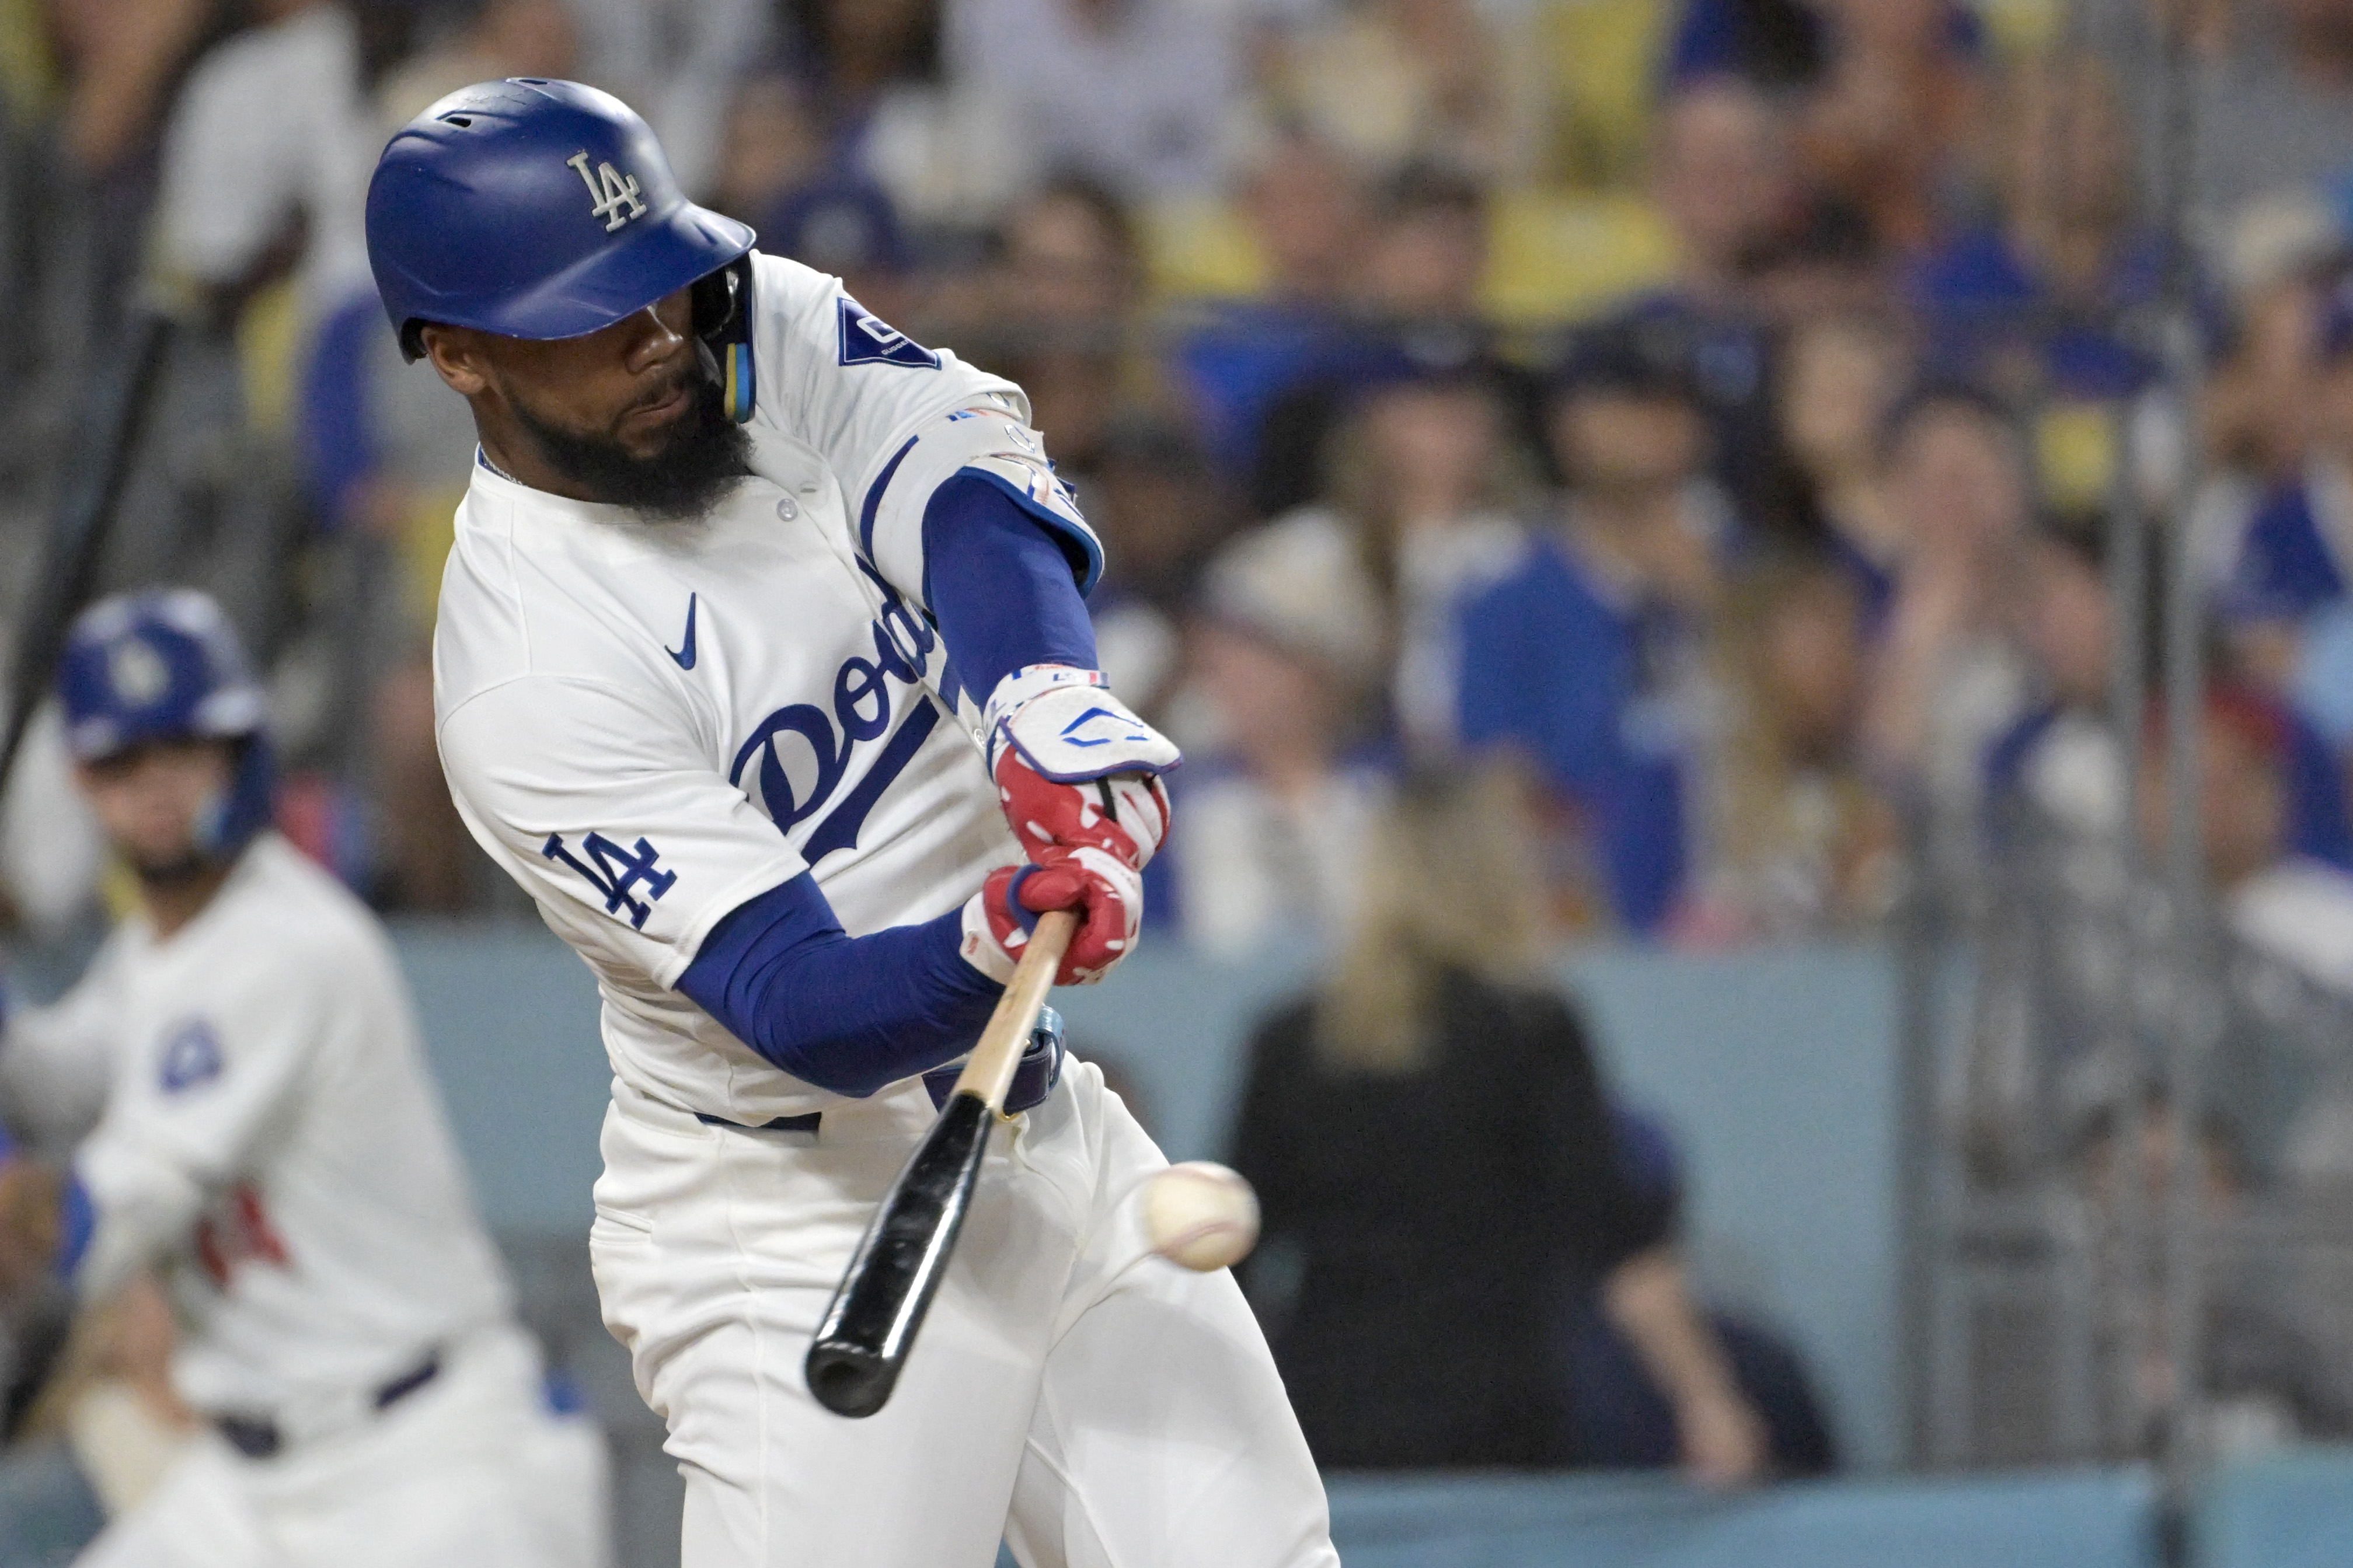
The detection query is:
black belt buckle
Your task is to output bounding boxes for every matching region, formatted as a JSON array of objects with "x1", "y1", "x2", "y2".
[{"x1": 925, "y1": 1006, "x2": 1064, "y2": 1113}]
